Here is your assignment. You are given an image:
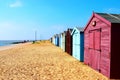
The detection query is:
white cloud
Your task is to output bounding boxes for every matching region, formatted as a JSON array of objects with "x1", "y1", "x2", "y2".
[{"x1": 9, "y1": 0, "x2": 22, "y2": 8}]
